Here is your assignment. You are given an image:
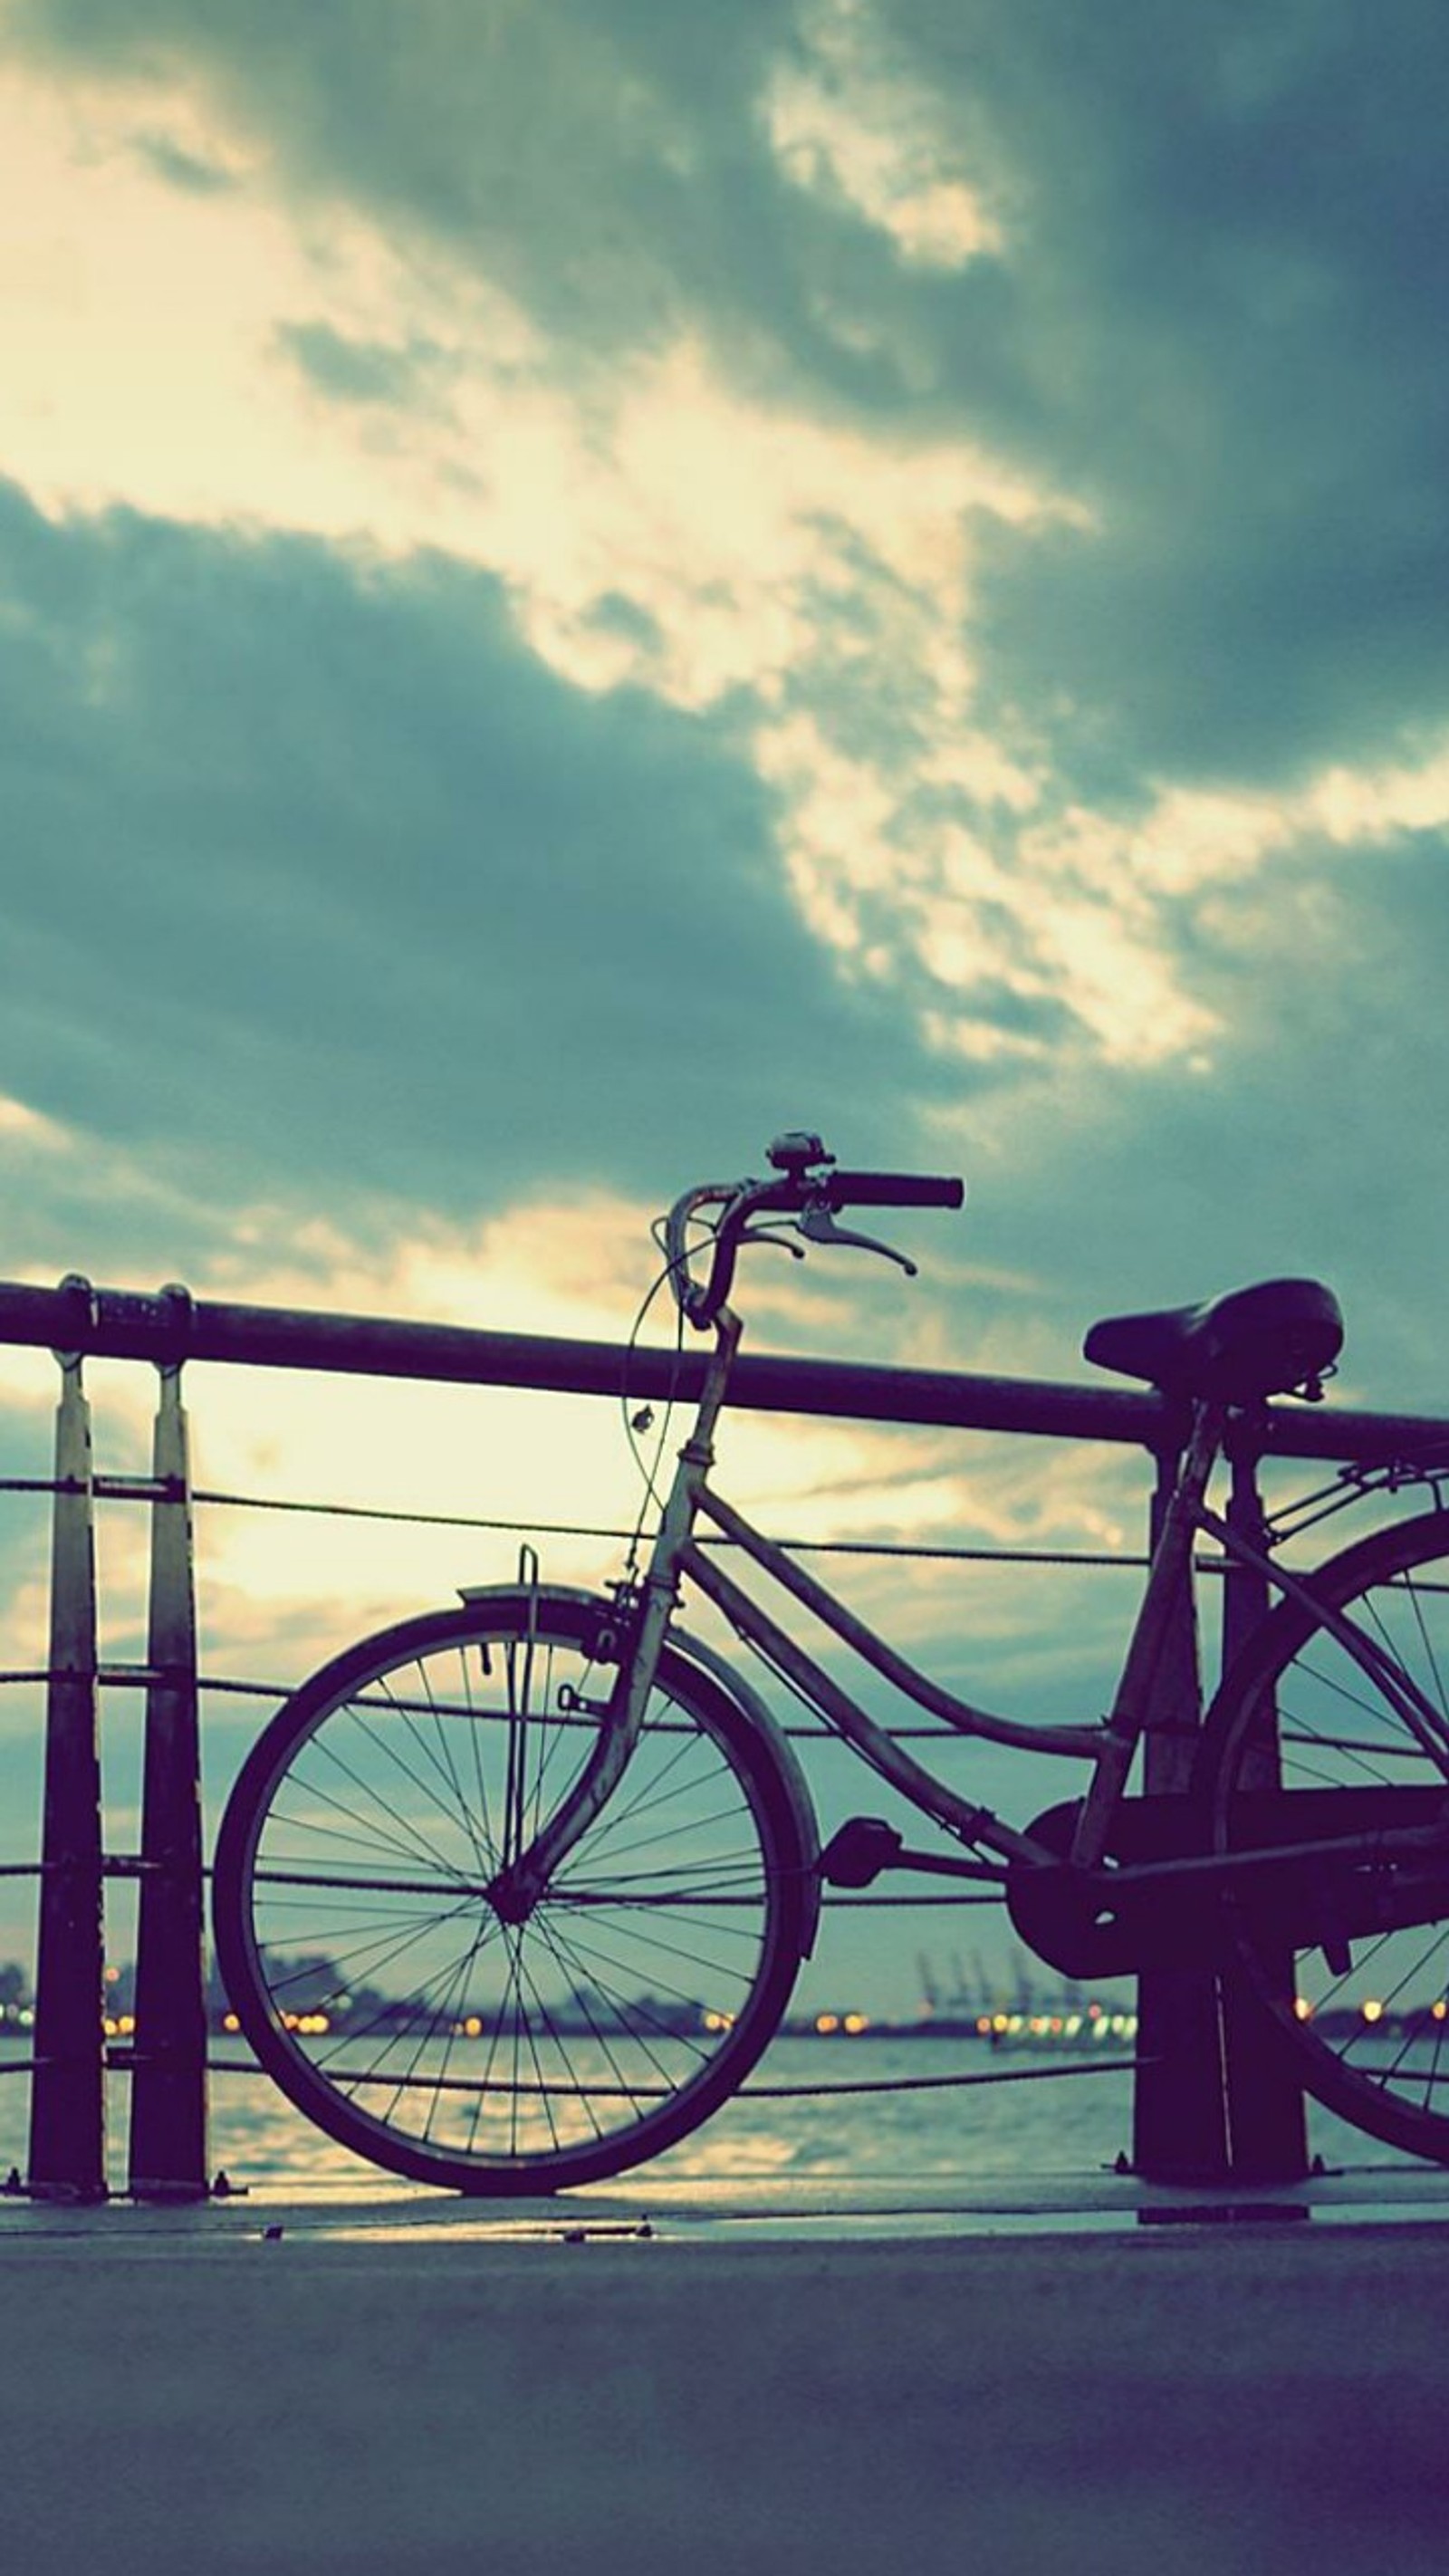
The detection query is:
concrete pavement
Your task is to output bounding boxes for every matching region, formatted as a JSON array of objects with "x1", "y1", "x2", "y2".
[{"x1": 4, "y1": 2170, "x2": 1449, "y2": 2572}]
